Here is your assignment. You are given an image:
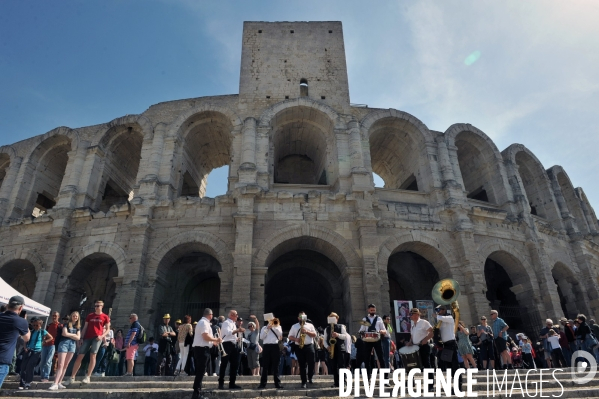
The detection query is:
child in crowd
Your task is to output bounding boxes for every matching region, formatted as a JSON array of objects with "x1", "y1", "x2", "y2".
[{"x1": 547, "y1": 330, "x2": 567, "y2": 367}]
